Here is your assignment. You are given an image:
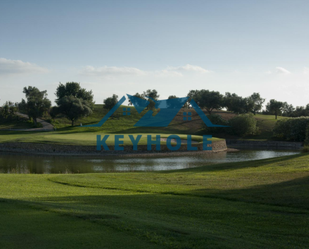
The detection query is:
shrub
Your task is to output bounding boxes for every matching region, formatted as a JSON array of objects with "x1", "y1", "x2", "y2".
[
  {"x1": 228, "y1": 114, "x2": 257, "y2": 136},
  {"x1": 203, "y1": 114, "x2": 229, "y2": 134},
  {"x1": 302, "y1": 146, "x2": 309, "y2": 153},
  {"x1": 305, "y1": 123, "x2": 309, "y2": 145},
  {"x1": 273, "y1": 117, "x2": 309, "y2": 142}
]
